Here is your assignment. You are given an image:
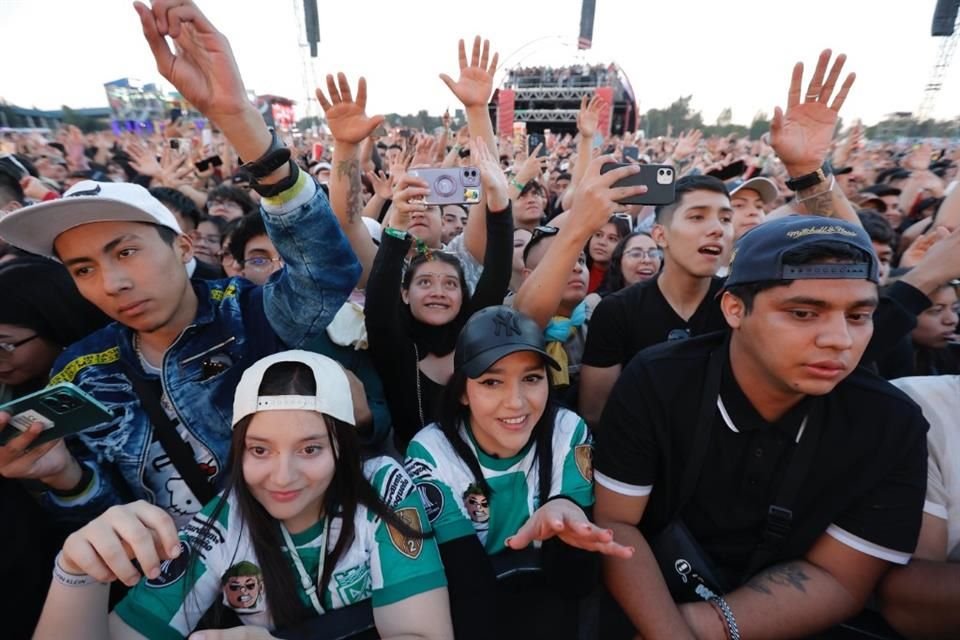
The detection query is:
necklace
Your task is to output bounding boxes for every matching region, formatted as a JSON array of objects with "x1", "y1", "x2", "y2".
[
  {"x1": 133, "y1": 334, "x2": 160, "y2": 373},
  {"x1": 280, "y1": 517, "x2": 329, "y2": 616}
]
